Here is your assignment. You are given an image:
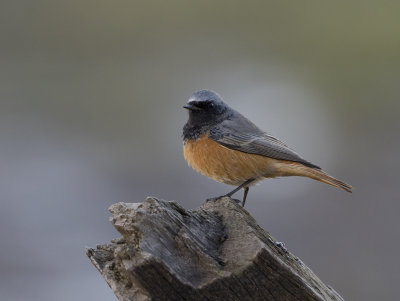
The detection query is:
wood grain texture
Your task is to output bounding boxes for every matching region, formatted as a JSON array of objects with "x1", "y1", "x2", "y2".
[{"x1": 87, "y1": 197, "x2": 345, "y2": 301}]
